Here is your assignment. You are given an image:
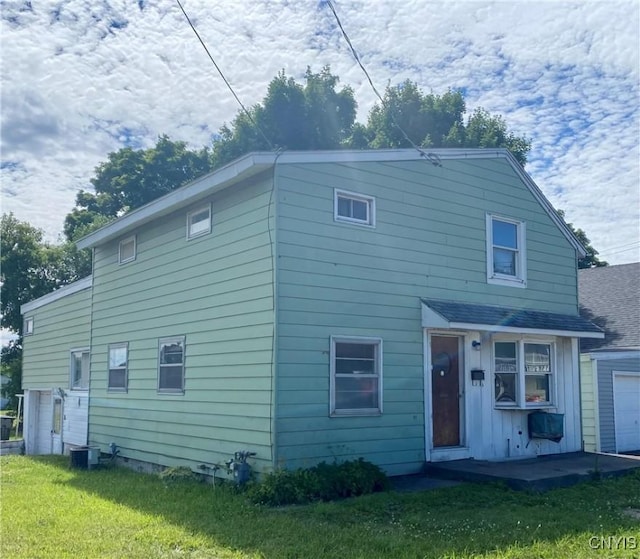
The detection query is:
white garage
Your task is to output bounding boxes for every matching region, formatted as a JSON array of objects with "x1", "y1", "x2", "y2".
[{"x1": 613, "y1": 372, "x2": 640, "y2": 453}]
